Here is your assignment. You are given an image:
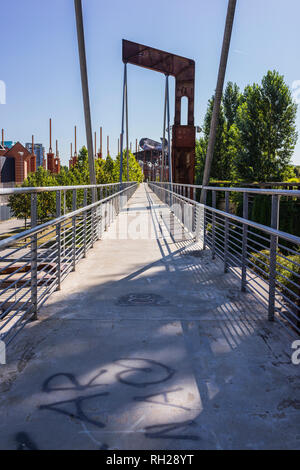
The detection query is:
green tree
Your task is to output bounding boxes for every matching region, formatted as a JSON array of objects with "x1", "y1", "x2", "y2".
[
  {"x1": 103, "y1": 155, "x2": 115, "y2": 183},
  {"x1": 201, "y1": 97, "x2": 230, "y2": 180},
  {"x1": 195, "y1": 138, "x2": 207, "y2": 184},
  {"x1": 235, "y1": 71, "x2": 298, "y2": 181},
  {"x1": 9, "y1": 167, "x2": 56, "y2": 225},
  {"x1": 223, "y1": 82, "x2": 242, "y2": 130},
  {"x1": 113, "y1": 151, "x2": 143, "y2": 182}
]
